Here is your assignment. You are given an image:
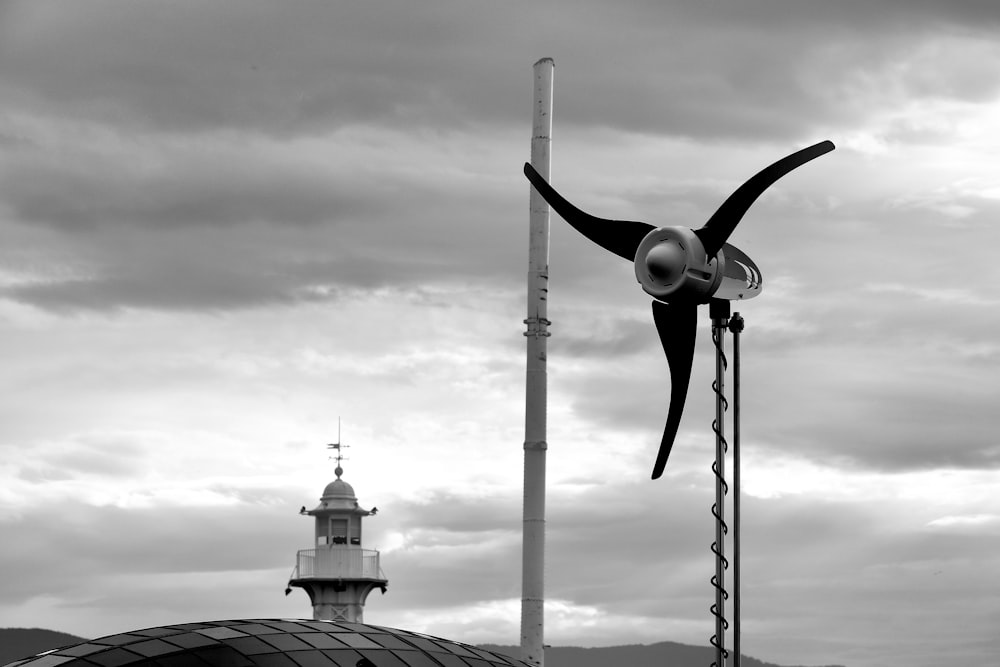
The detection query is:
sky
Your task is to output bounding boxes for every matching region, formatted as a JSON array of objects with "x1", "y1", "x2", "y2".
[{"x1": 0, "y1": 2, "x2": 999, "y2": 666}]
